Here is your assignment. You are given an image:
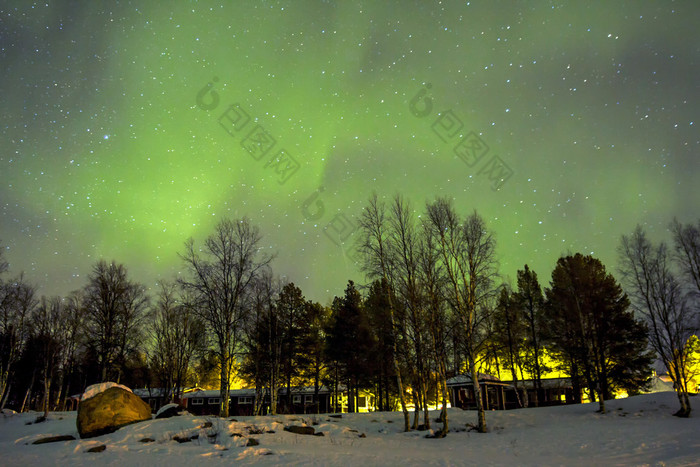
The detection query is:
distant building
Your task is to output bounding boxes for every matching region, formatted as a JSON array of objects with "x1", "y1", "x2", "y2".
[{"x1": 447, "y1": 374, "x2": 579, "y2": 410}]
